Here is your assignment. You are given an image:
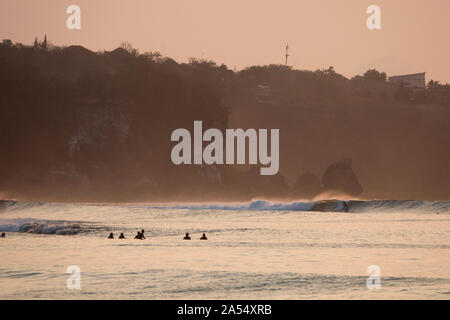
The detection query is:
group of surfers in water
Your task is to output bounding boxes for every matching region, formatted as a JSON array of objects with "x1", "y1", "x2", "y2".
[{"x1": 107, "y1": 230, "x2": 207, "y2": 240}]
